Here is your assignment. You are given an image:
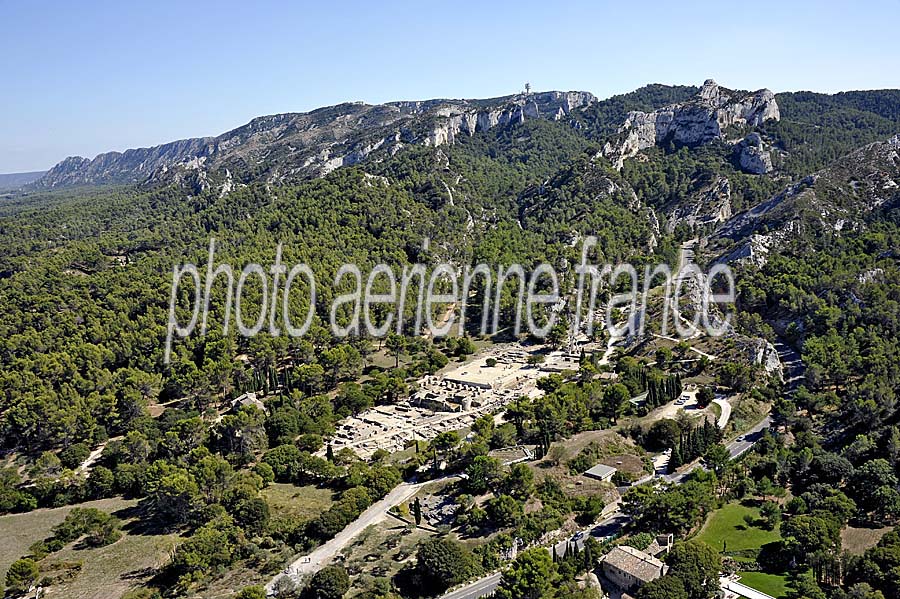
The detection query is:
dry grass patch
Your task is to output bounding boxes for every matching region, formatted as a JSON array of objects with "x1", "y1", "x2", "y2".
[
  {"x1": 842, "y1": 525, "x2": 892, "y2": 555},
  {"x1": 545, "y1": 430, "x2": 636, "y2": 463},
  {"x1": 598, "y1": 454, "x2": 644, "y2": 475},
  {"x1": 0, "y1": 497, "x2": 181, "y2": 599},
  {"x1": 0, "y1": 497, "x2": 137, "y2": 582},
  {"x1": 261, "y1": 482, "x2": 336, "y2": 520},
  {"x1": 44, "y1": 528, "x2": 179, "y2": 599}
]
